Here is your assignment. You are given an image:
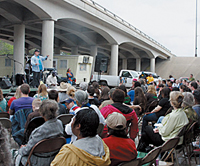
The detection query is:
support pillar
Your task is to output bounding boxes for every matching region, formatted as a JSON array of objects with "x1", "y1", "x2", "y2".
[
  {"x1": 150, "y1": 58, "x2": 155, "y2": 73},
  {"x1": 110, "y1": 45, "x2": 118, "y2": 76},
  {"x1": 14, "y1": 24, "x2": 25, "y2": 75},
  {"x1": 71, "y1": 47, "x2": 78, "y2": 55},
  {"x1": 42, "y1": 20, "x2": 54, "y2": 68},
  {"x1": 90, "y1": 46, "x2": 97, "y2": 74},
  {"x1": 122, "y1": 59, "x2": 127, "y2": 69},
  {"x1": 136, "y1": 58, "x2": 141, "y2": 71}
]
